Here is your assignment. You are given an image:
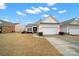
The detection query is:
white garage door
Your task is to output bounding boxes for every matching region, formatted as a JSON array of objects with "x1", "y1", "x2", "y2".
[
  {"x1": 69, "y1": 26, "x2": 79, "y2": 35},
  {"x1": 41, "y1": 27, "x2": 57, "y2": 35}
]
